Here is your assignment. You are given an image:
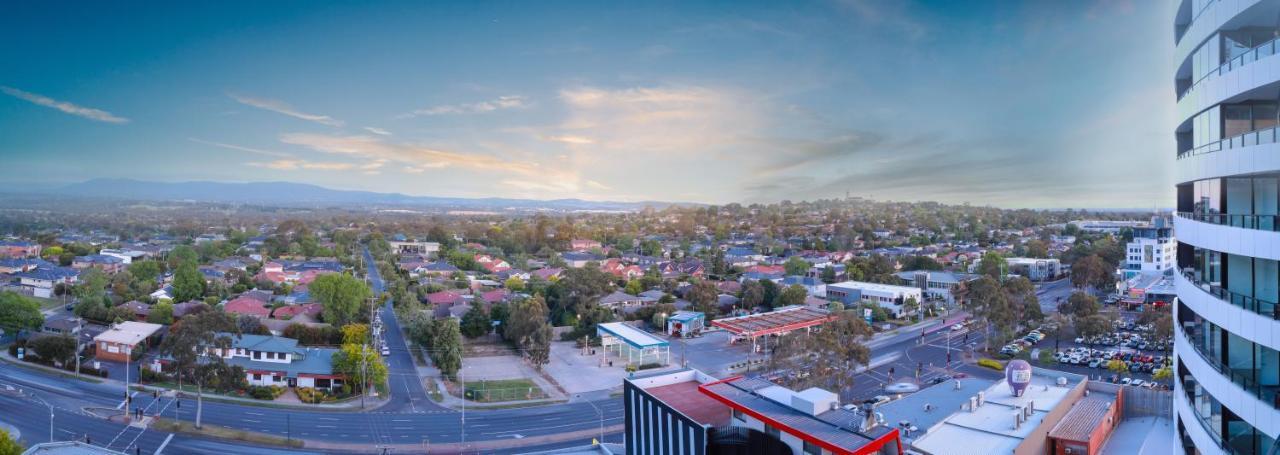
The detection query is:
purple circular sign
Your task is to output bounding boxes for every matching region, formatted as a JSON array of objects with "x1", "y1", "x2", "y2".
[{"x1": 1005, "y1": 359, "x2": 1032, "y2": 397}]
